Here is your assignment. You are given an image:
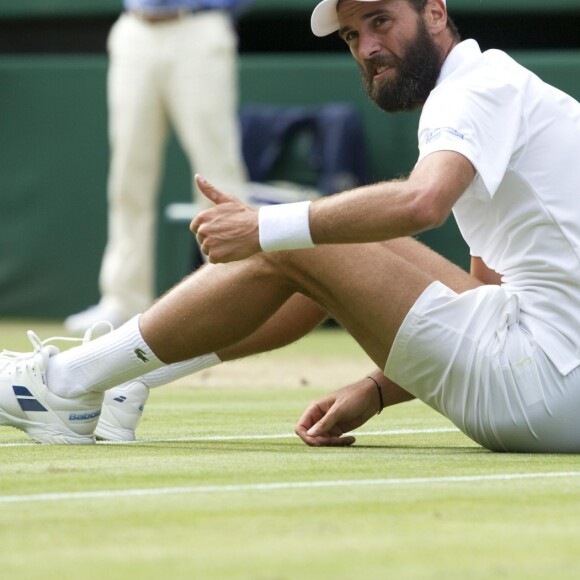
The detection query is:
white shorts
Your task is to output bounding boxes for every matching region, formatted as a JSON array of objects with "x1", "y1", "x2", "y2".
[{"x1": 385, "y1": 281, "x2": 580, "y2": 453}]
